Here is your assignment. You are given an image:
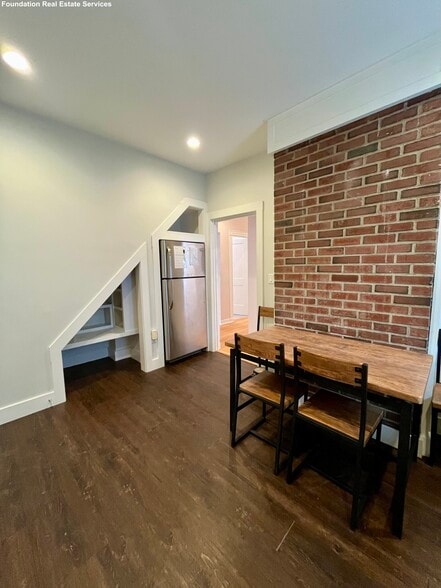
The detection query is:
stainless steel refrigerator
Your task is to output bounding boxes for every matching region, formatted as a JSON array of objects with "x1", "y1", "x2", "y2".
[{"x1": 160, "y1": 240, "x2": 208, "y2": 362}]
